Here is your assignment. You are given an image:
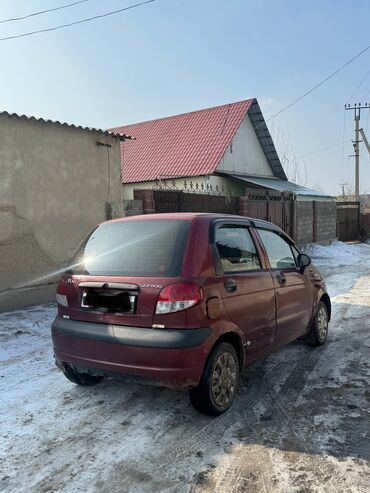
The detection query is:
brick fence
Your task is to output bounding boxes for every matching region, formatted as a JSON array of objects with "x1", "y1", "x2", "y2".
[
  {"x1": 296, "y1": 201, "x2": 314, "y2": 245},
  {"x1": 315, "y1": 201, "x2": 337, "y2": 243}
]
